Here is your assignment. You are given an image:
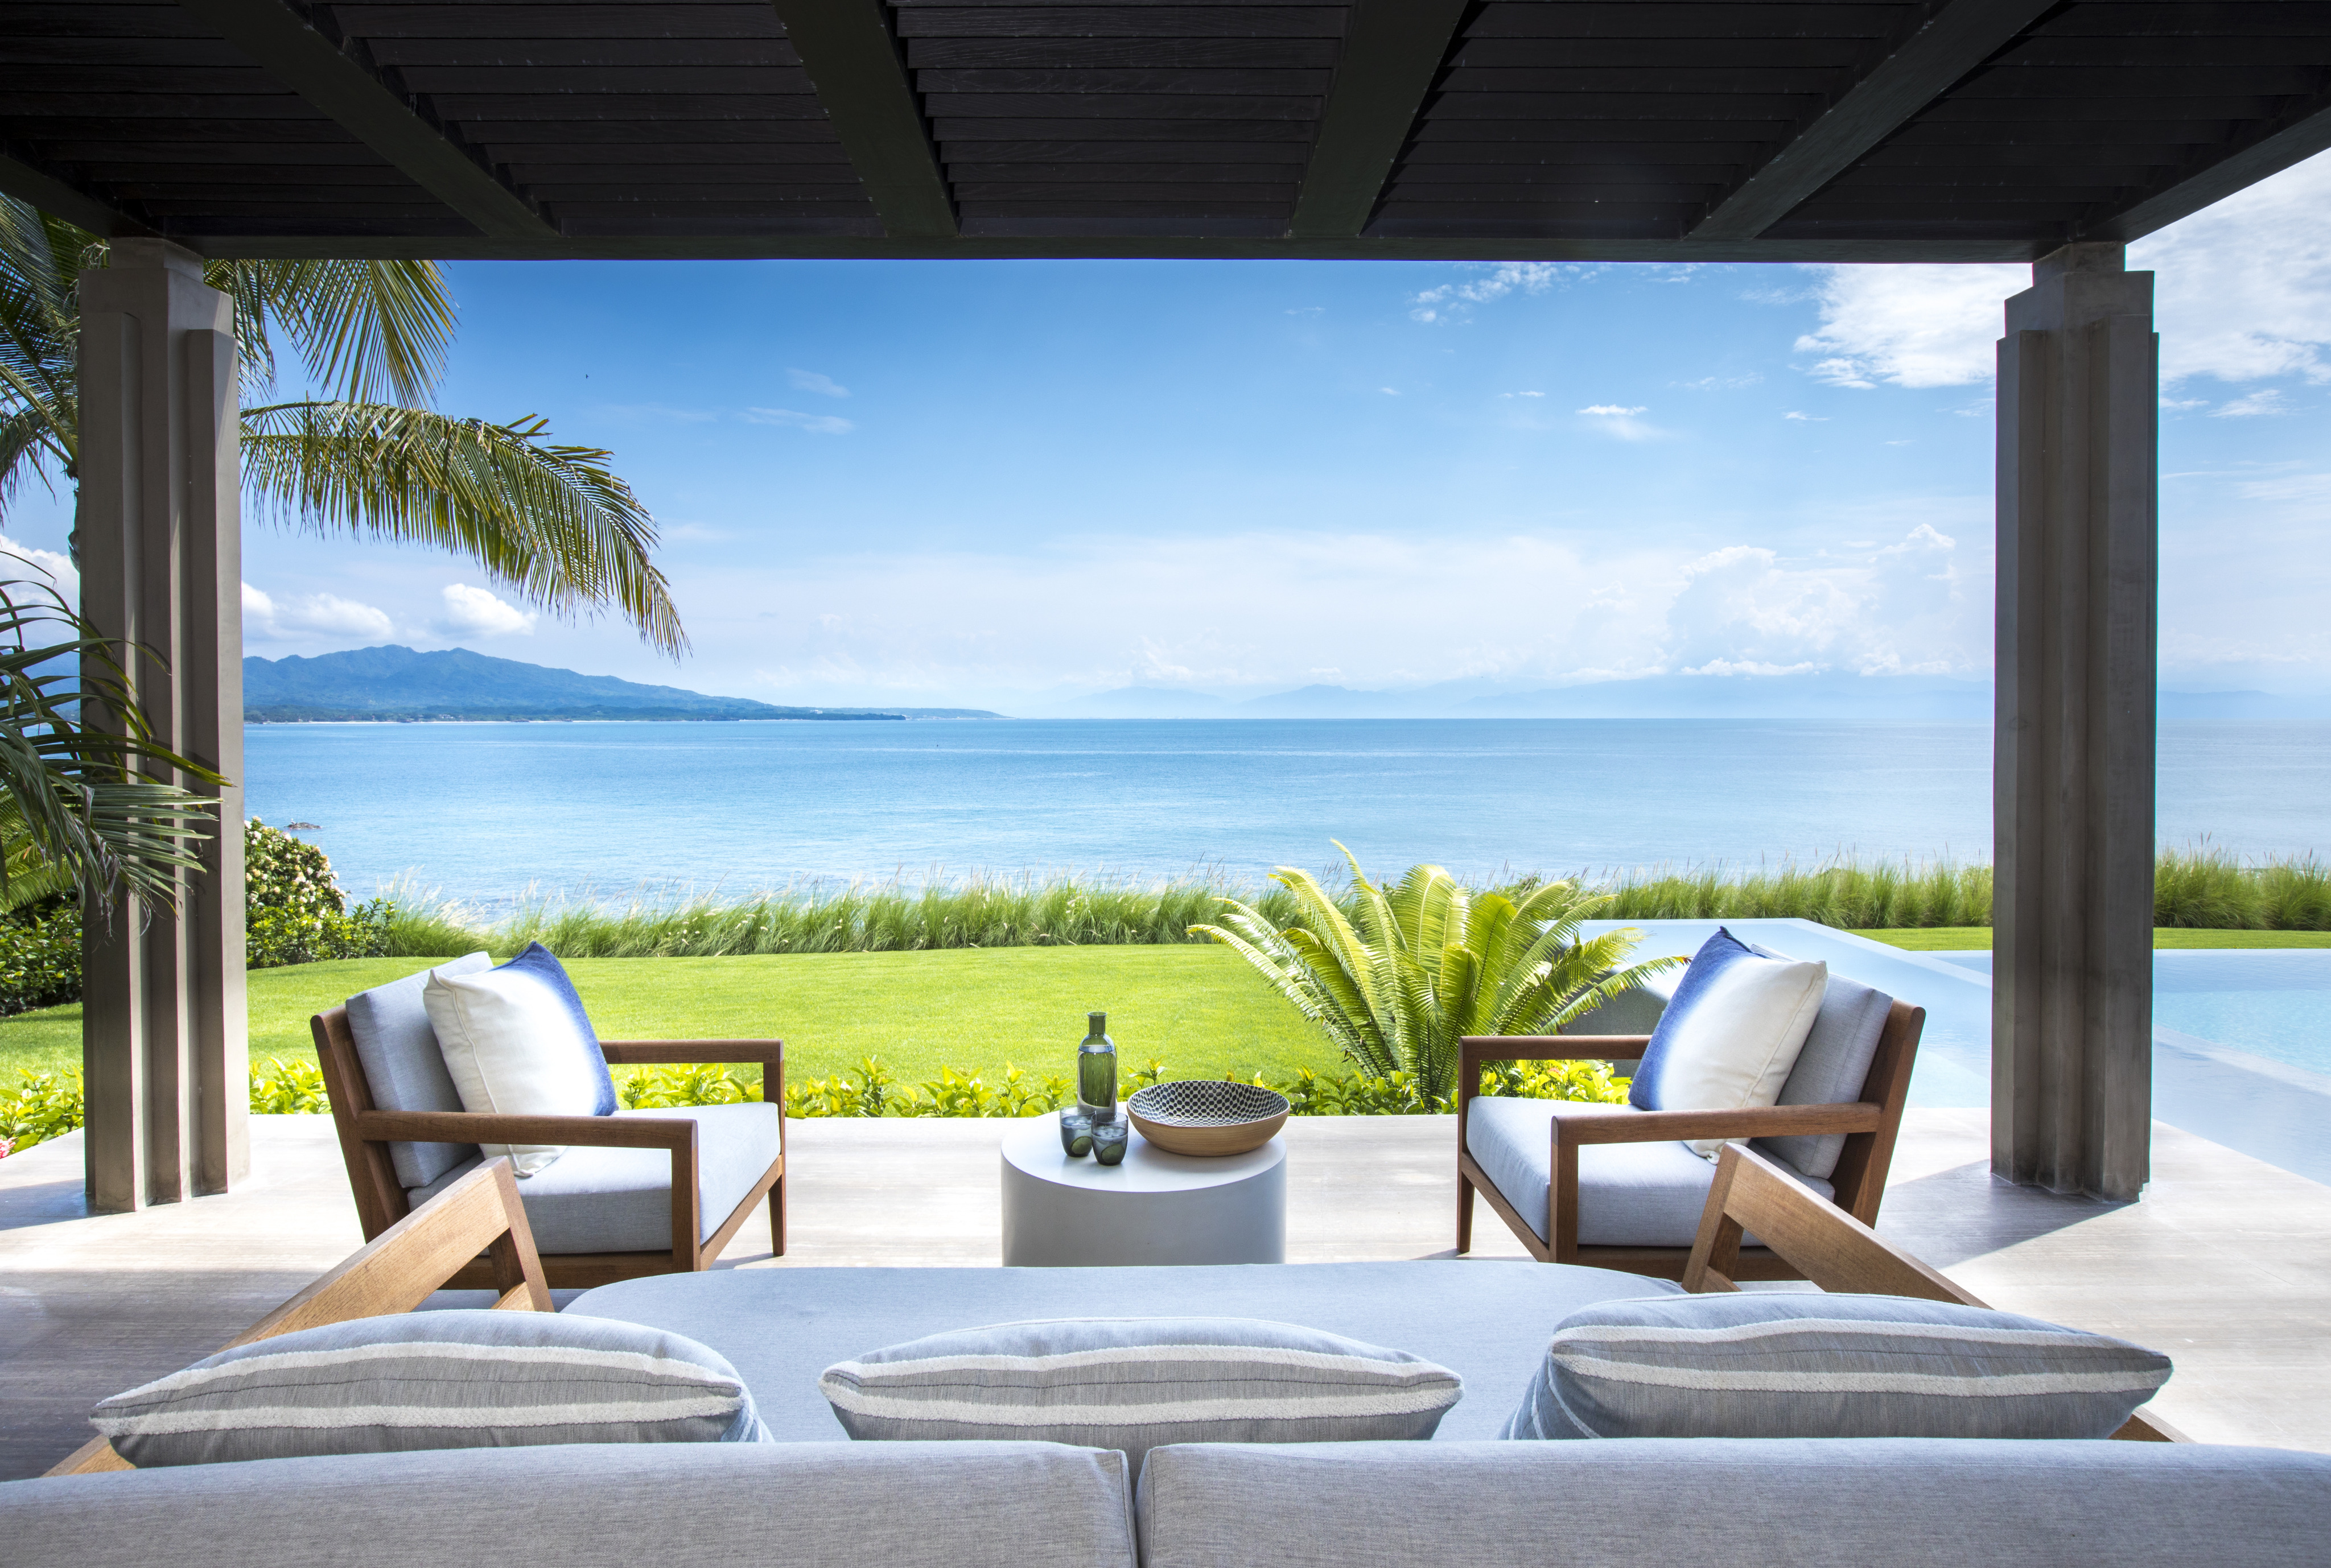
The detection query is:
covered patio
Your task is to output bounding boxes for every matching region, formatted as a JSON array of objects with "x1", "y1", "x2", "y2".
[{"x1": 4, "y1": 0, "x2": 2331, "y2": 1482}]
